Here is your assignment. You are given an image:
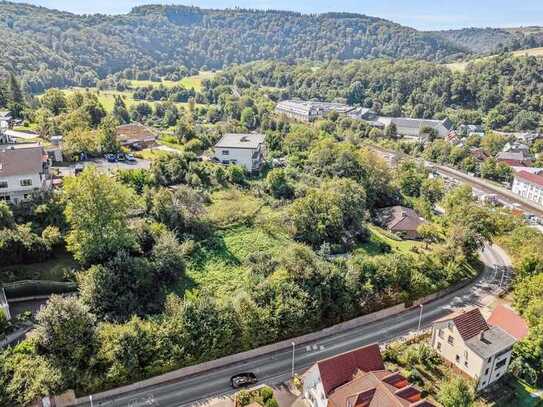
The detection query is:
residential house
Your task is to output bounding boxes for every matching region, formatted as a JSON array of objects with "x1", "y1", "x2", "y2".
[
  {"x1": 378, "y1": 206, "x2": 426, "y2": 239},
  {"x1": 512, "y1": 171, "x2": 543, "y2": 206},
  {"x1": 503, "y1": 141, "x2": 530, "y2": 155},
  {"x1": 516, "y1": 132, "x2": 541, "y2": 146},
  {"x1": 0, "y1": 143, "x2": 50, "y2": 204},
  {"x1": 376, "y1": 117, "x2": 453, "y2": 139},
  {"x1": 0, "y1": 111, "x2": 12, "y2": 129},
  {"x1": 116, "y1": 123, "x2": 157, "y2": 149},
  {"x1": 275, "y1": 100, "x2": 355, "y2": 122},
  {"x1": 496, "y1": 151, "x2": 533, "y2": 167},
  {"x1": 458, "y1": 124, "x2": 484, "y2": 137},
  {"x1": 431, "y1": 308, "x2": 516, "y2": 391},
  {"x1": 488, "y1": 304, "x2": 529, "y2": 341},
  {"x1": 213, "y1": 133, "x2": 266, "y2": 172},
  {"x1": 470, "y1": 147, "x2": 489, "y2": 162},
  {"x1": 303, "y1": 344, "x2": 435, "y2": 407},
  {"x1": 0, "y1": 287, "x2": 10, "y2": 321}
]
